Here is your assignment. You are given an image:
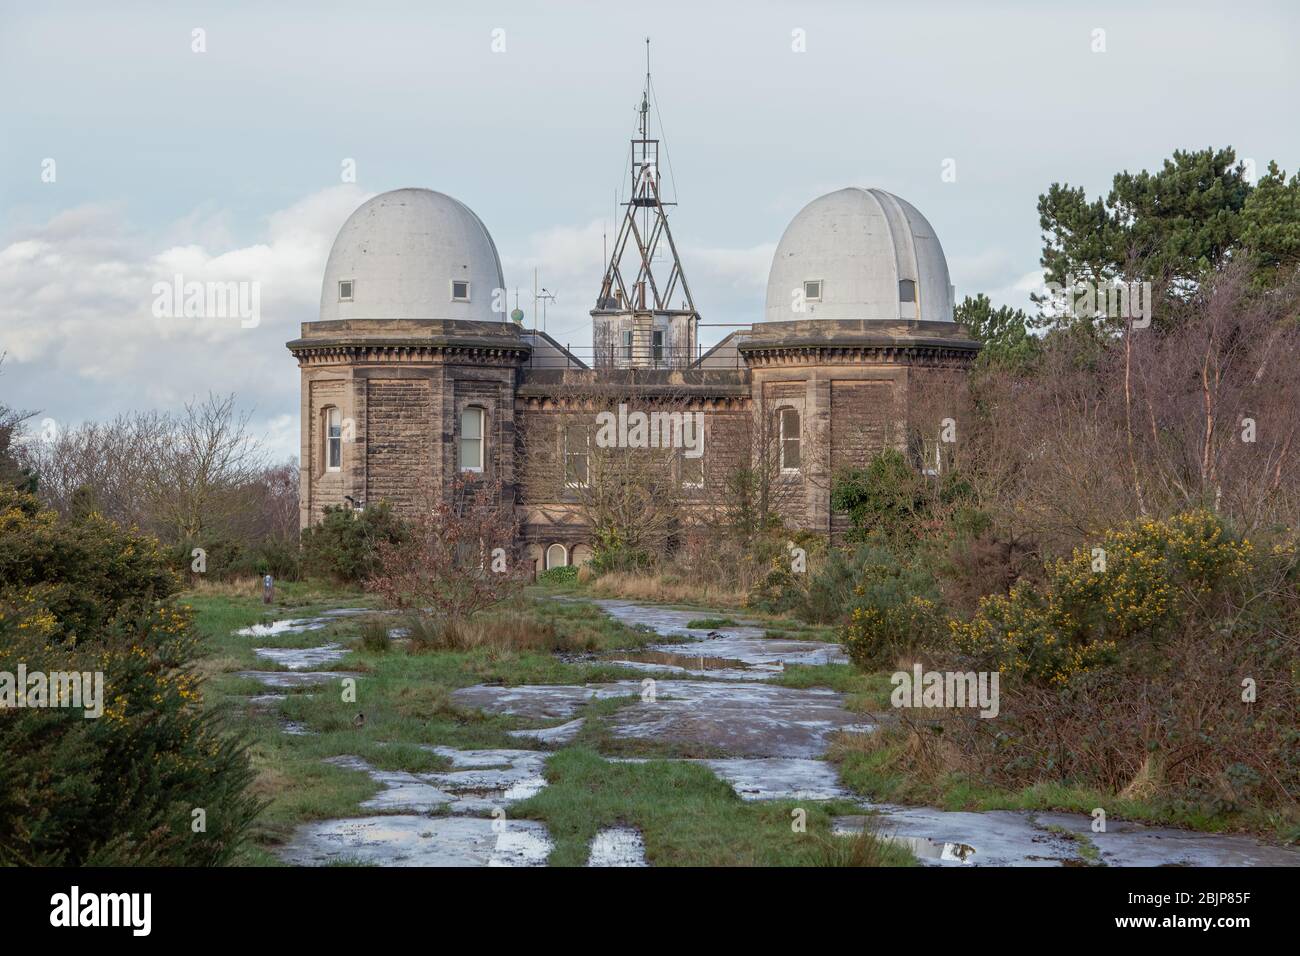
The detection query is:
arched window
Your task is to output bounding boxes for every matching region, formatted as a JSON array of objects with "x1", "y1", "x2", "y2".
[
  {"x1": 899, "y1": 279, "x2": 917, "y2": 303},
  {"x1": 460, "y1": 406, "x2": 485, "y2": 472},
  {"x1": 779, "y1": 407, "x2": 801, "y2": 472},
  {"x1": 324, "y1": 406, "x2": 342, "y2": 472},
  {"x1": 546, "y1": 543, "x2": 568, "y2": 569}
]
